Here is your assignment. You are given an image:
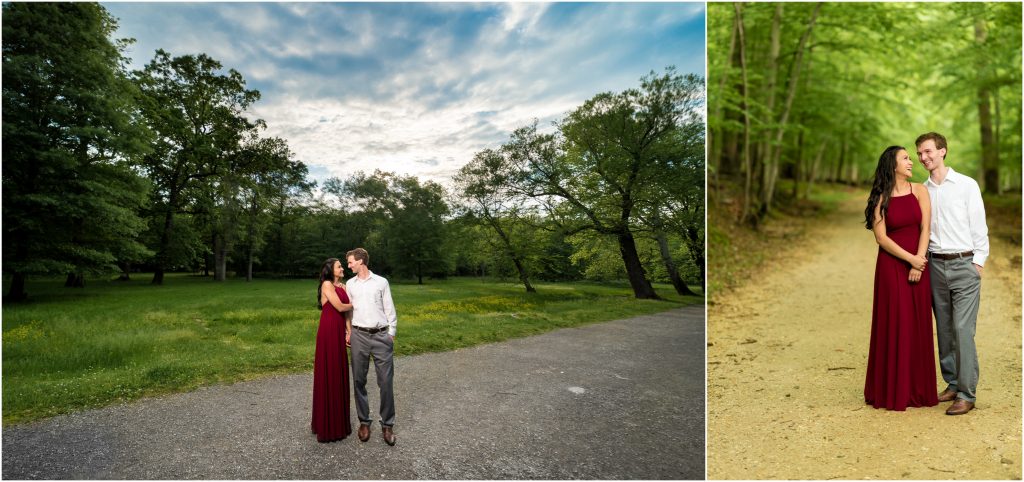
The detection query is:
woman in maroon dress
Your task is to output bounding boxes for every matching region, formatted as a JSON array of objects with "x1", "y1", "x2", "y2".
[
  {"x1": 312, "y1": 258, "x2": 354, "y2": 442},
  {"x1": 863, "y1": 146, "x2": 939, "y2": 411}
]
